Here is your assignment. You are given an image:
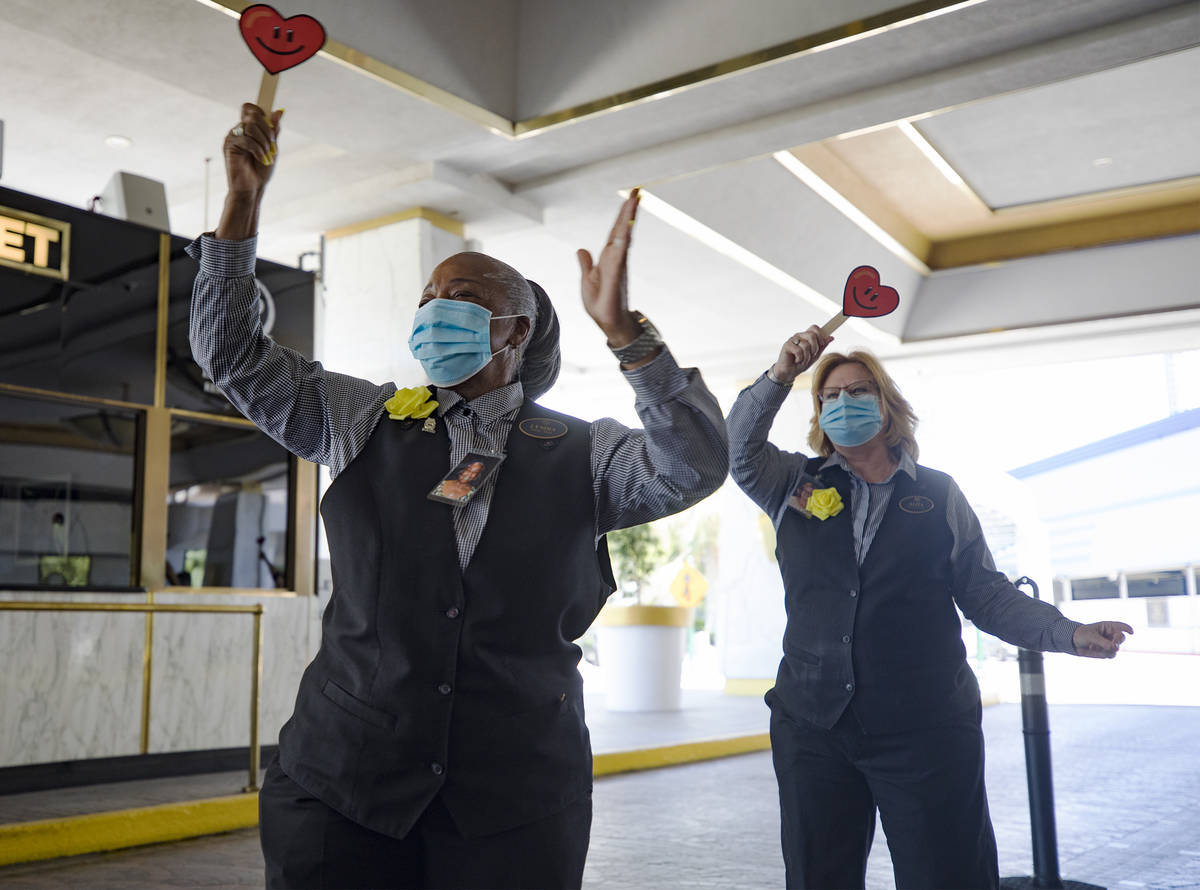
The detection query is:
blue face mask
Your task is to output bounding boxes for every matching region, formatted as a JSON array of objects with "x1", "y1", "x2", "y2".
[
  {"x1": 407, "y1": 299, "x2": 523, "y2": 387},
  {"x1": 819, "y1": 392, "x2": 883, "y2": 447}
]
